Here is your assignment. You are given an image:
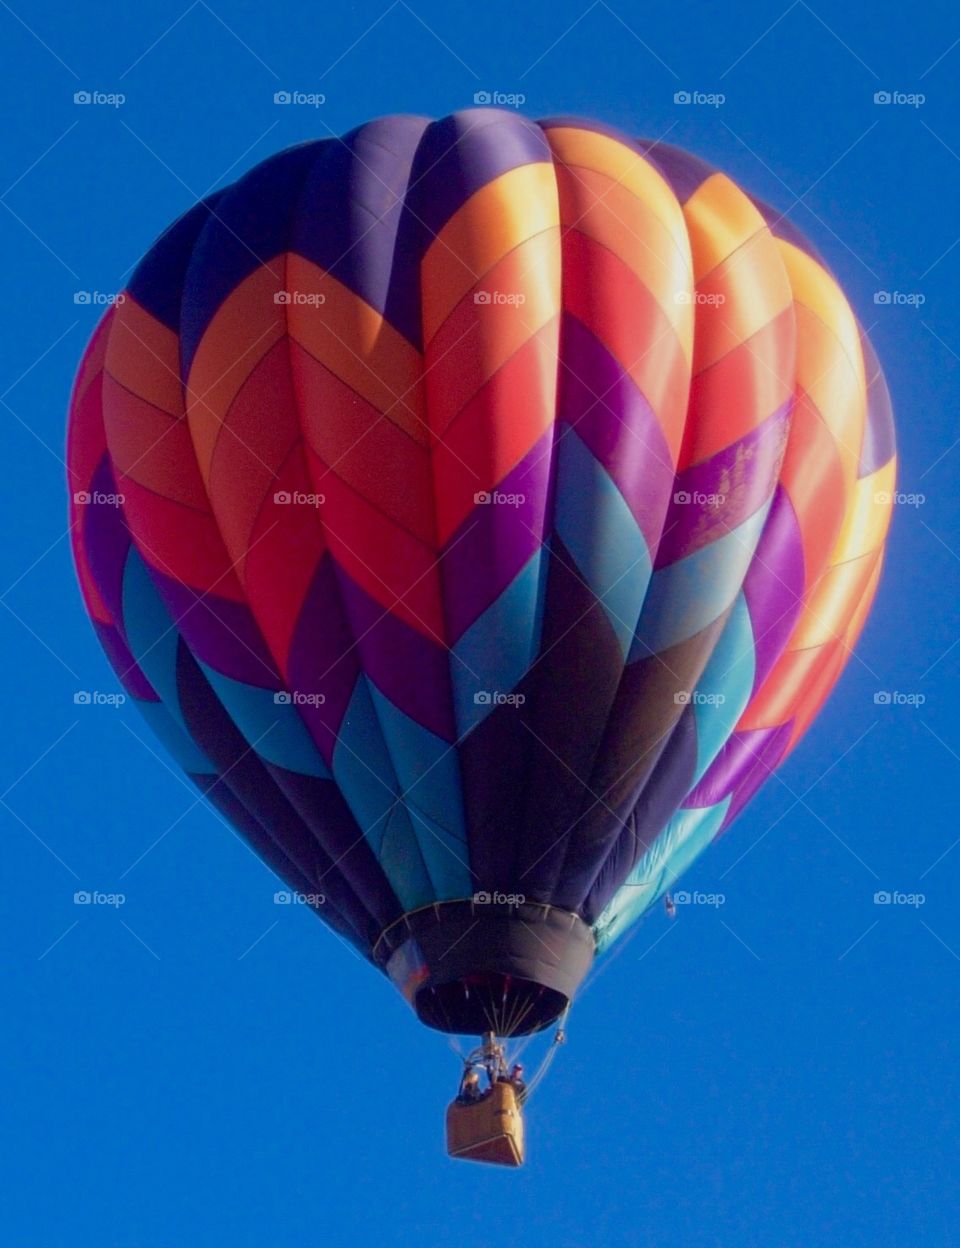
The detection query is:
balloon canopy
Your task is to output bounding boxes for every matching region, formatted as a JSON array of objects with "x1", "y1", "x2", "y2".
[{"x1": 68, "y1": 111, "x2": 895, "y2": 1036}]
